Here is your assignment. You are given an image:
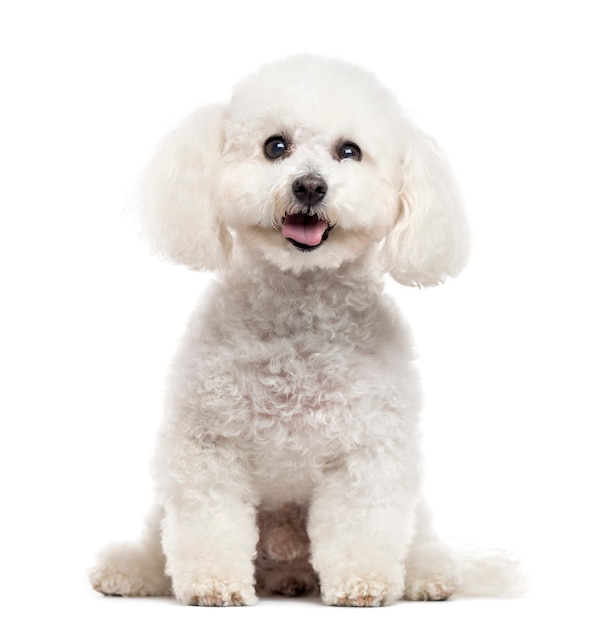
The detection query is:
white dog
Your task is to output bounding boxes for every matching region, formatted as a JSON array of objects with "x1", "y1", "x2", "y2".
[{"x1": 90, "y1": 55, "x2": 520, "y2": 607}]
